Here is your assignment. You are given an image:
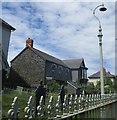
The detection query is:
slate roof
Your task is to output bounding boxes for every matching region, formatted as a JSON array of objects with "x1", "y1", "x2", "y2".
[
  {"x1": 32, "y1": 47, "x2": 68, "y2": 67},
  {"x1": 0, "y1": 18, "x2": 16, "y2": 31},
  {"x1": 63, "y1": 58, "x2": 87, "y2": 69},
  {"x1": 88, "y1": 68, "x2": 115, "y2": 79},
  {"x1": 11, "y1": 46, "x2": 68, "y2": 67}
]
